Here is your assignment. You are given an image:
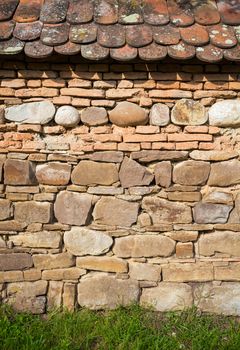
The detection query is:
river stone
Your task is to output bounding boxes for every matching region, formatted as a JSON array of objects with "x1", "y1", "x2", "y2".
[
  {"x1": 4, "y1": 159, "x2": 37, "y2": 185},
  {"x1": 141, "y1": 283, "x2": 193, "y2": 312},
  {"x1": 36, "y1": 162, "x2": 71, "y2": 185},
  {"x1": 0, "y1": 199, "x2": 12, "y2": 220},
  {"x1": 0, "y1": 253, "x2": 33, "y2": 271},
  {"x1": 149, "y1": 103, "x2": 170, "y2": 126},
  {"x1": 142, "y1": 197, "x2": 192, "y2": 224},
  {"x1": 119, "y1": 157, "x2": 154, "y2": 188},
  {"x1": 93, "y1": 197, "x2": 139, "y2": 227},
  {"x1": 193, "y1": 202, "x2": 232, "y2": 224},
  {"x1": 78, "y1": 275, "x2": 139, "y2": 310},
  {"x1": 194, "y1": 283, "x2": 240, "y2": 316},
  {"x1": 154, "y1": 161, "x2": 172, "y2": 187},
  {"x1": 208, "y1": 159, "x2": 240, "y2": 186},
  {"x1": 5, "y1": 101, "x2": 56, "y2": 124},
  {"x1": 71, "y1": 160, "x2": 119, "y2": 186},
  {"x1": 81, "y1": 107, "x2": 108, "y2": 126},
  {"x1": 173, "y1": 160, "x2": 210, "y2": 185},
  {"x1": 109, "y1": 101, "x2": 148, "y2": 127},
  {"x1": 54, "y1": 191, "x2": 93, "y2": 226},
  {"x1": 64, "y1": 227, "x2": 113, "y2": 256},
  {"x1": 198, "y1": 231, "x2": 240, "y2": 257},
  {"x1": 14, "y1": 201, "x2": 52, "y2": 224},
  {"x1": 171, "y1": 99, "x2": 208, "y2": 125},
  {"x1": 113, "y1": 235, "x2": 175, "y2": 258},
  {"x1": 209, "y1": 100, "x2": 240, "y2": 127},
  {"x1": 190, "y1": 150, "x2": 239, "y2": 162},
  {"x1": 55, "y1": 106, "x2": 80, "y2": 127}
]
